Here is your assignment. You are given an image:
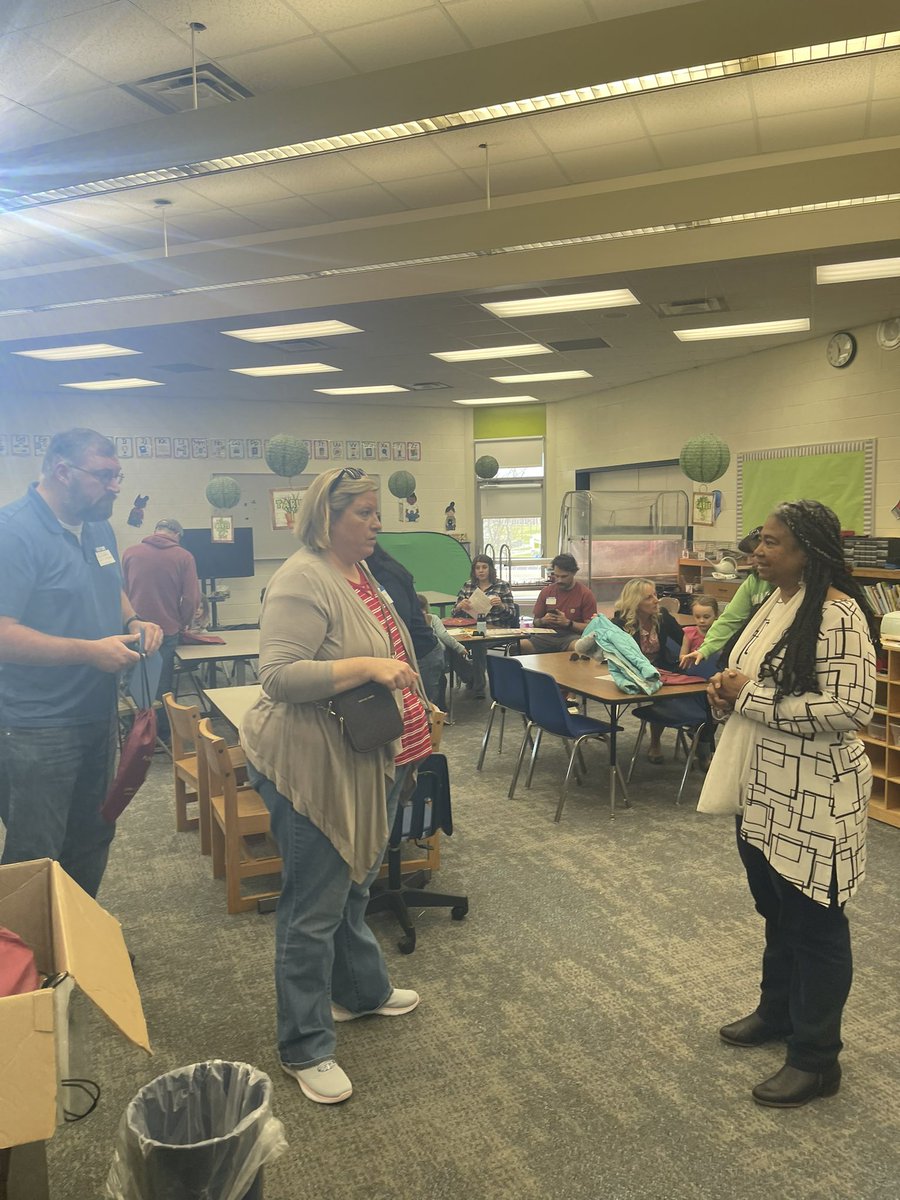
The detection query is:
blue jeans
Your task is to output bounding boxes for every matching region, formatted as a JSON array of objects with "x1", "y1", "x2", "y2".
[
  {"x1": 417, "y1": 642, "x2": 445, "y2": 708},
  {"x1": 251, "y1": 761, "x2": 413, "y2": 1067},
  {"x1": 155, "y1": 633, "x2": 180, "y2": 741},
  {"x1": 0, "y1": 718, "x2": 116, "y2": 898}
]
